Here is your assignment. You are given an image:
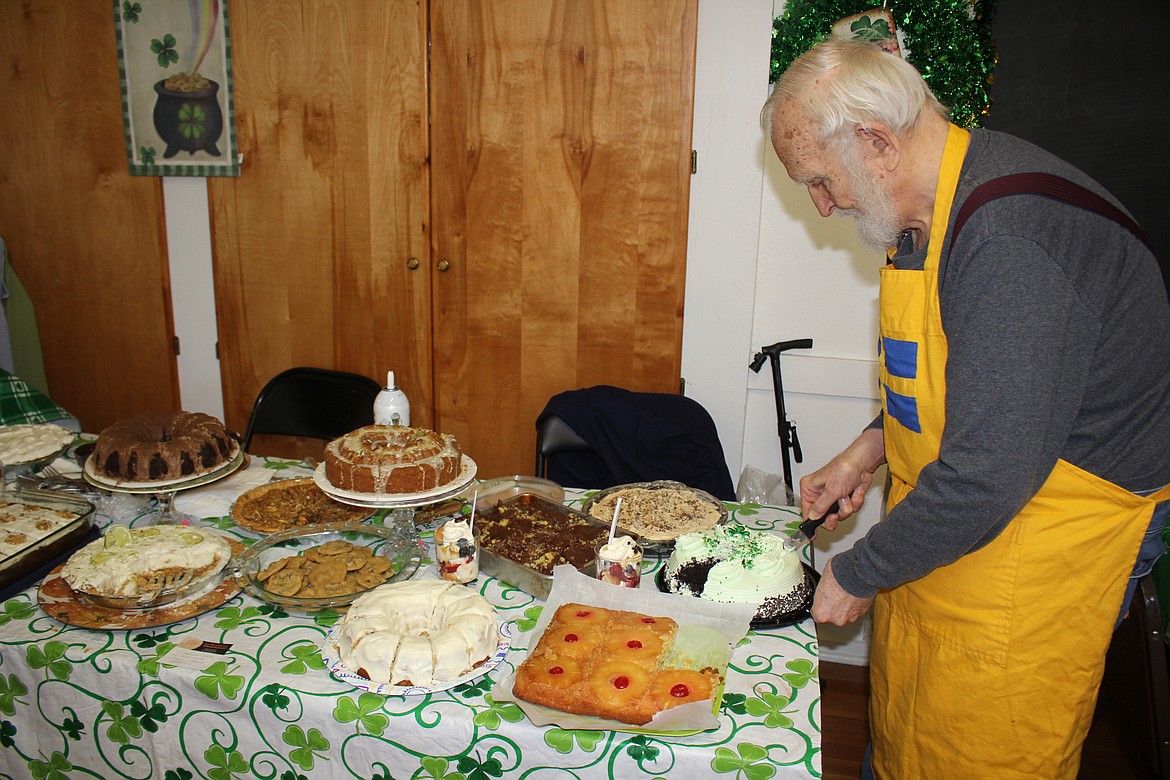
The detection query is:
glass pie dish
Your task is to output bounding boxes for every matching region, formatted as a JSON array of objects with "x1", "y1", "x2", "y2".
[
  {"x1": 580, "y1": 480, "x2": 729, "y2": 555},
  {"x1": 233, "y1": 522, "x2": 424, "y2": 611}
]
